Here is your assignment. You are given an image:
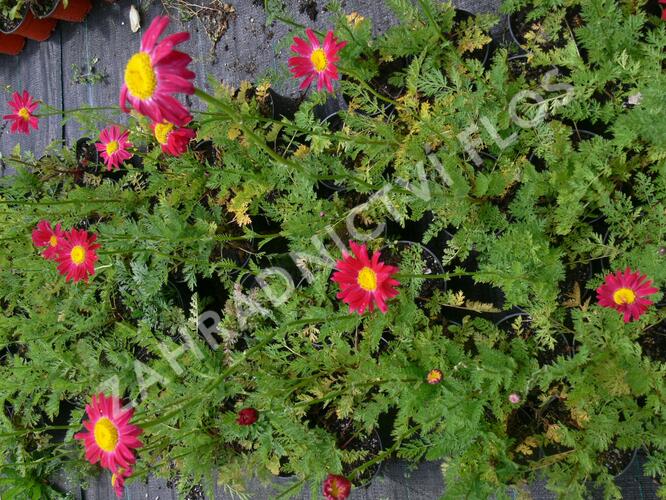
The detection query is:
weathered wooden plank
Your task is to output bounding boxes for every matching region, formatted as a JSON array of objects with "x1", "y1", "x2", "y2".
[{"x1": 0, "y1": 26, "x2": 64, "y2": 157}]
